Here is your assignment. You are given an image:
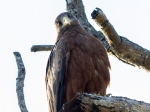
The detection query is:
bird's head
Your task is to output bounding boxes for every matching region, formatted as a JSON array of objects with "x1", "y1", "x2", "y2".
[{"x1": 55, "y1": 12, "x2": 78, "y2": 33}]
